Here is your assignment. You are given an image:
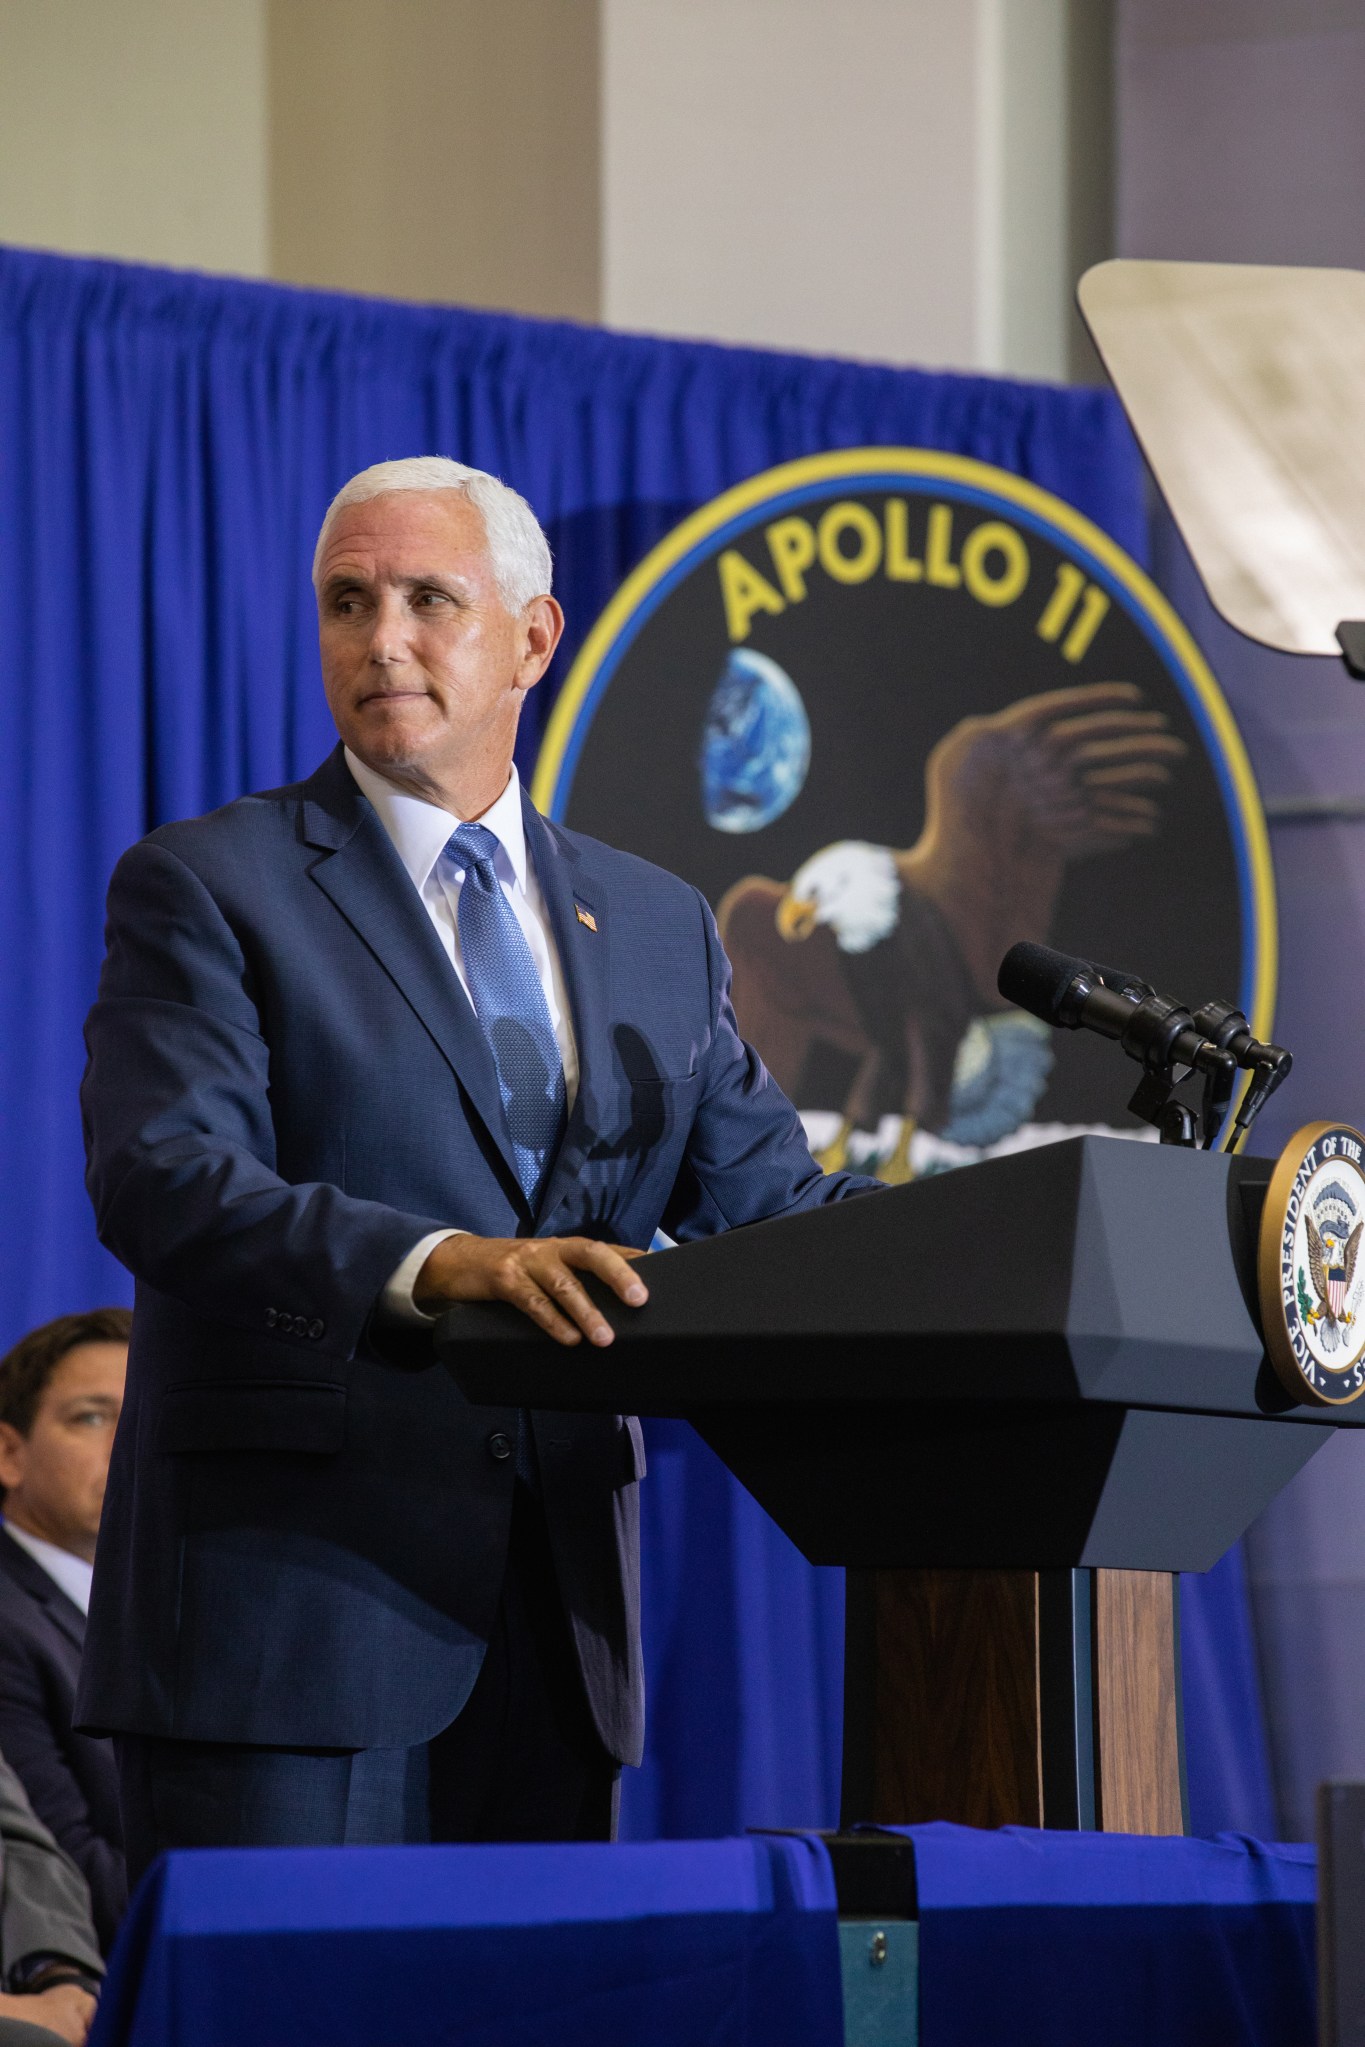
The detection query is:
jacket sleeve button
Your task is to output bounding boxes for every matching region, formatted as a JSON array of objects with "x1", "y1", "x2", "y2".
[
  {"x1": 265, "y1": 1308, "x2": 278, "y2": 1329},
  {"x1": 308, "y1": 1319, "x2": 324, "y2": 1340},
  {"x1": 487, "y1": 1432, "x2": 513, "y2": 1462},
  {"x1": 279, "y1": 1312, "x2": 296, "y2": 1335}
]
